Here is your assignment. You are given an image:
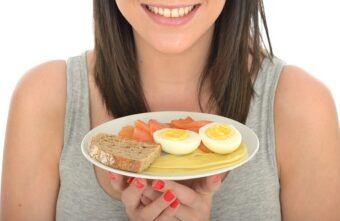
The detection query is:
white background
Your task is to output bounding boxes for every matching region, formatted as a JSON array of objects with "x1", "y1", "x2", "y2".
[{"x1": 0, "y1": 1, "x2": 339, "y2": 182}]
